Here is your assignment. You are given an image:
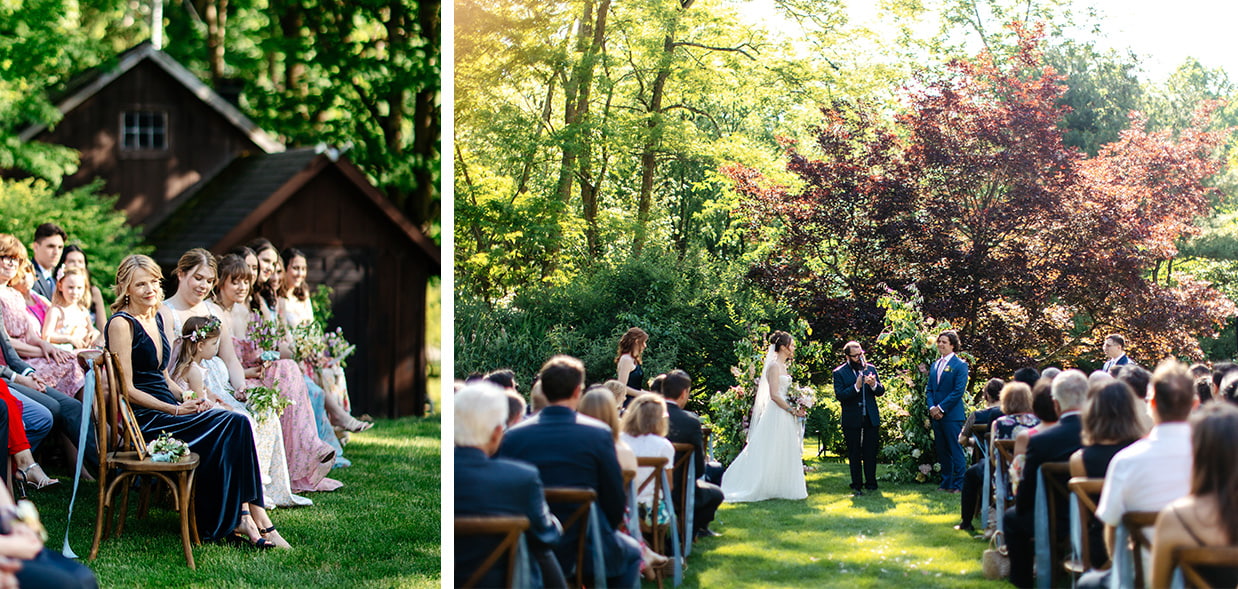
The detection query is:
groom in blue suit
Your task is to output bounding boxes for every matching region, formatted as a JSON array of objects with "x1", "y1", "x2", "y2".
[{"x1": 926, "y1": 330, "x2": 969, "y2": 492}]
